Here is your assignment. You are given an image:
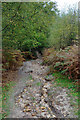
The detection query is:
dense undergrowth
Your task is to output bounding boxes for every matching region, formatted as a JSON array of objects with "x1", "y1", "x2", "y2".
[
  {"x1": 2, "y1": 49, "x2": 38, "y2": 71},
  {"x1": 2, "y1": 50, "x2": 24, "y2": 70},
  {"x1": 42, "y1": 44, "x2": 79, "y2": 80}
]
